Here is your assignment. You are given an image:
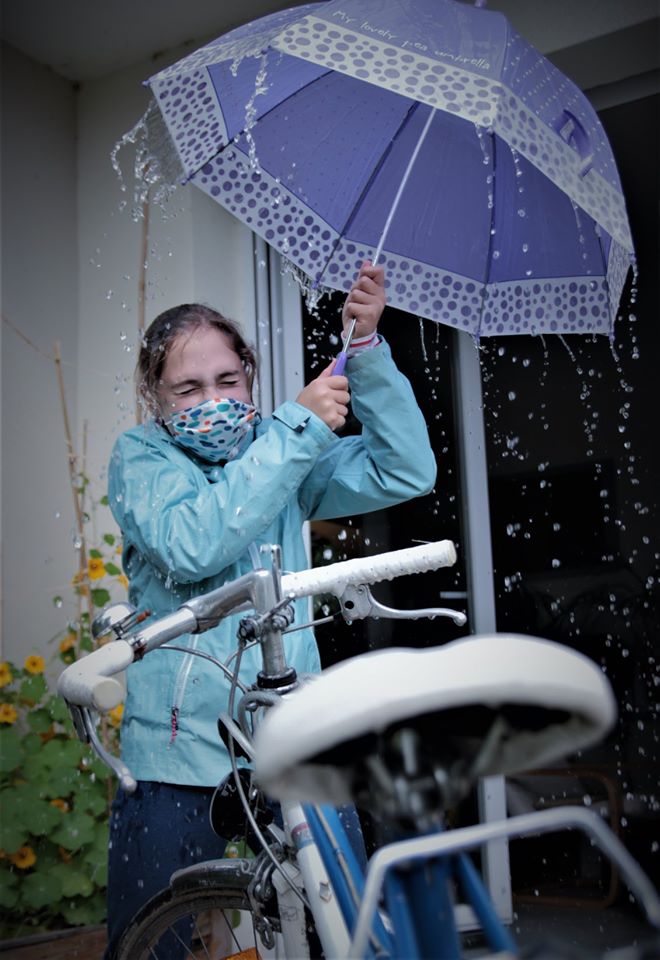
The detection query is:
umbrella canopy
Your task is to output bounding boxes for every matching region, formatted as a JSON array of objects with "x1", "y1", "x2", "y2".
[{"x1": 140, "y1": 0, "x2": 634, "y2": 337}]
